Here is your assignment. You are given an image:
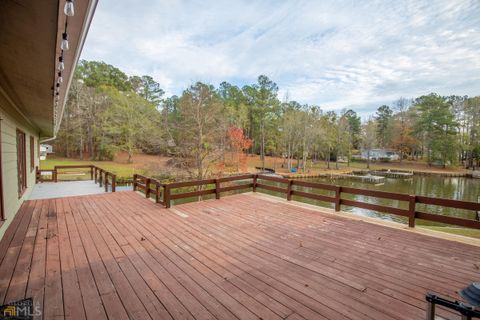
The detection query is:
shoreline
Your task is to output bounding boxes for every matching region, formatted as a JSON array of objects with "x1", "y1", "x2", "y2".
[{"x1": 280, "y1": 168, "x2": 475, "y2": 179}]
